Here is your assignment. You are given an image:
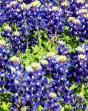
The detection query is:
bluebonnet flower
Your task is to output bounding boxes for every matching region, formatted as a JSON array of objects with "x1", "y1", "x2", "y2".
[
  {"x1": 57, "y1": 40, "x2": 69, "y2": 56},
  {"x1": 43, "y1": 3, "x2": 65, "y2": 36},
  {"x1": 0, "y1": 0, "x2": 65, "y2": 53},
  {"x1": 64, "y1": 0, "x2": 88, "y2": 40},
  {"x1": 2, "y1": 29, "x2": 27, "y2": 53},
  {"x1": 67, "y1": 44, "x2": 88, "y2": 84},
  {"x1": 0, "y1": 39, "x2": 12, "y2": 68},
  {"x1": 0, "y1": 0, "x2": 88, "y2": 110}
]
